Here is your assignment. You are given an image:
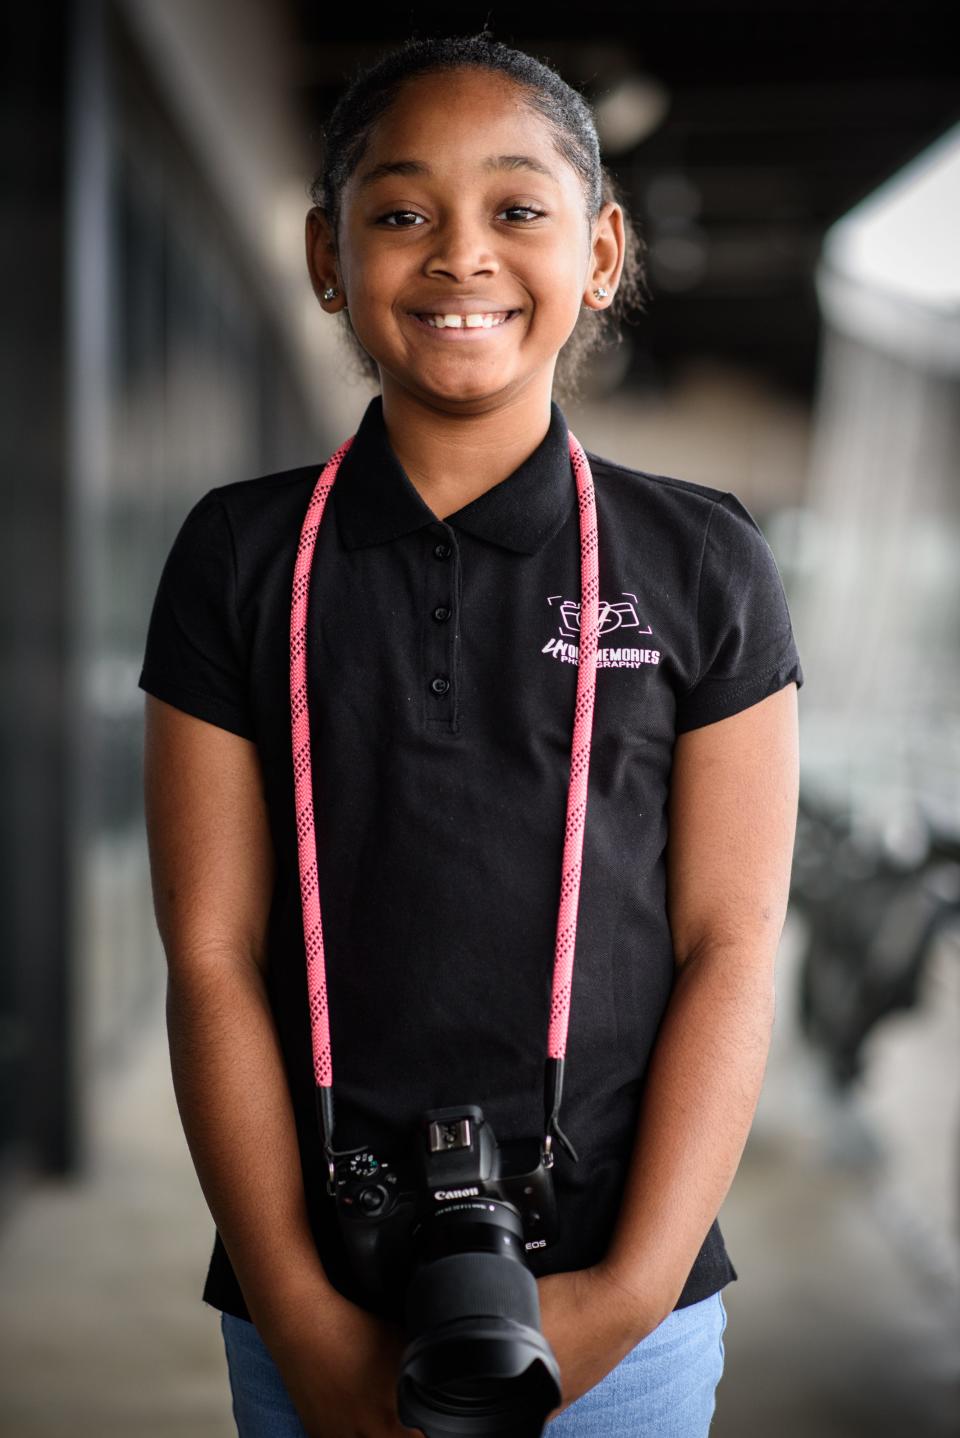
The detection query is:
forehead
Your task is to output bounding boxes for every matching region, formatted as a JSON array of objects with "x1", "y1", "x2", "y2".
[{"x1": 354, "y1": 68, "x2": 572, "y2": 187}]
